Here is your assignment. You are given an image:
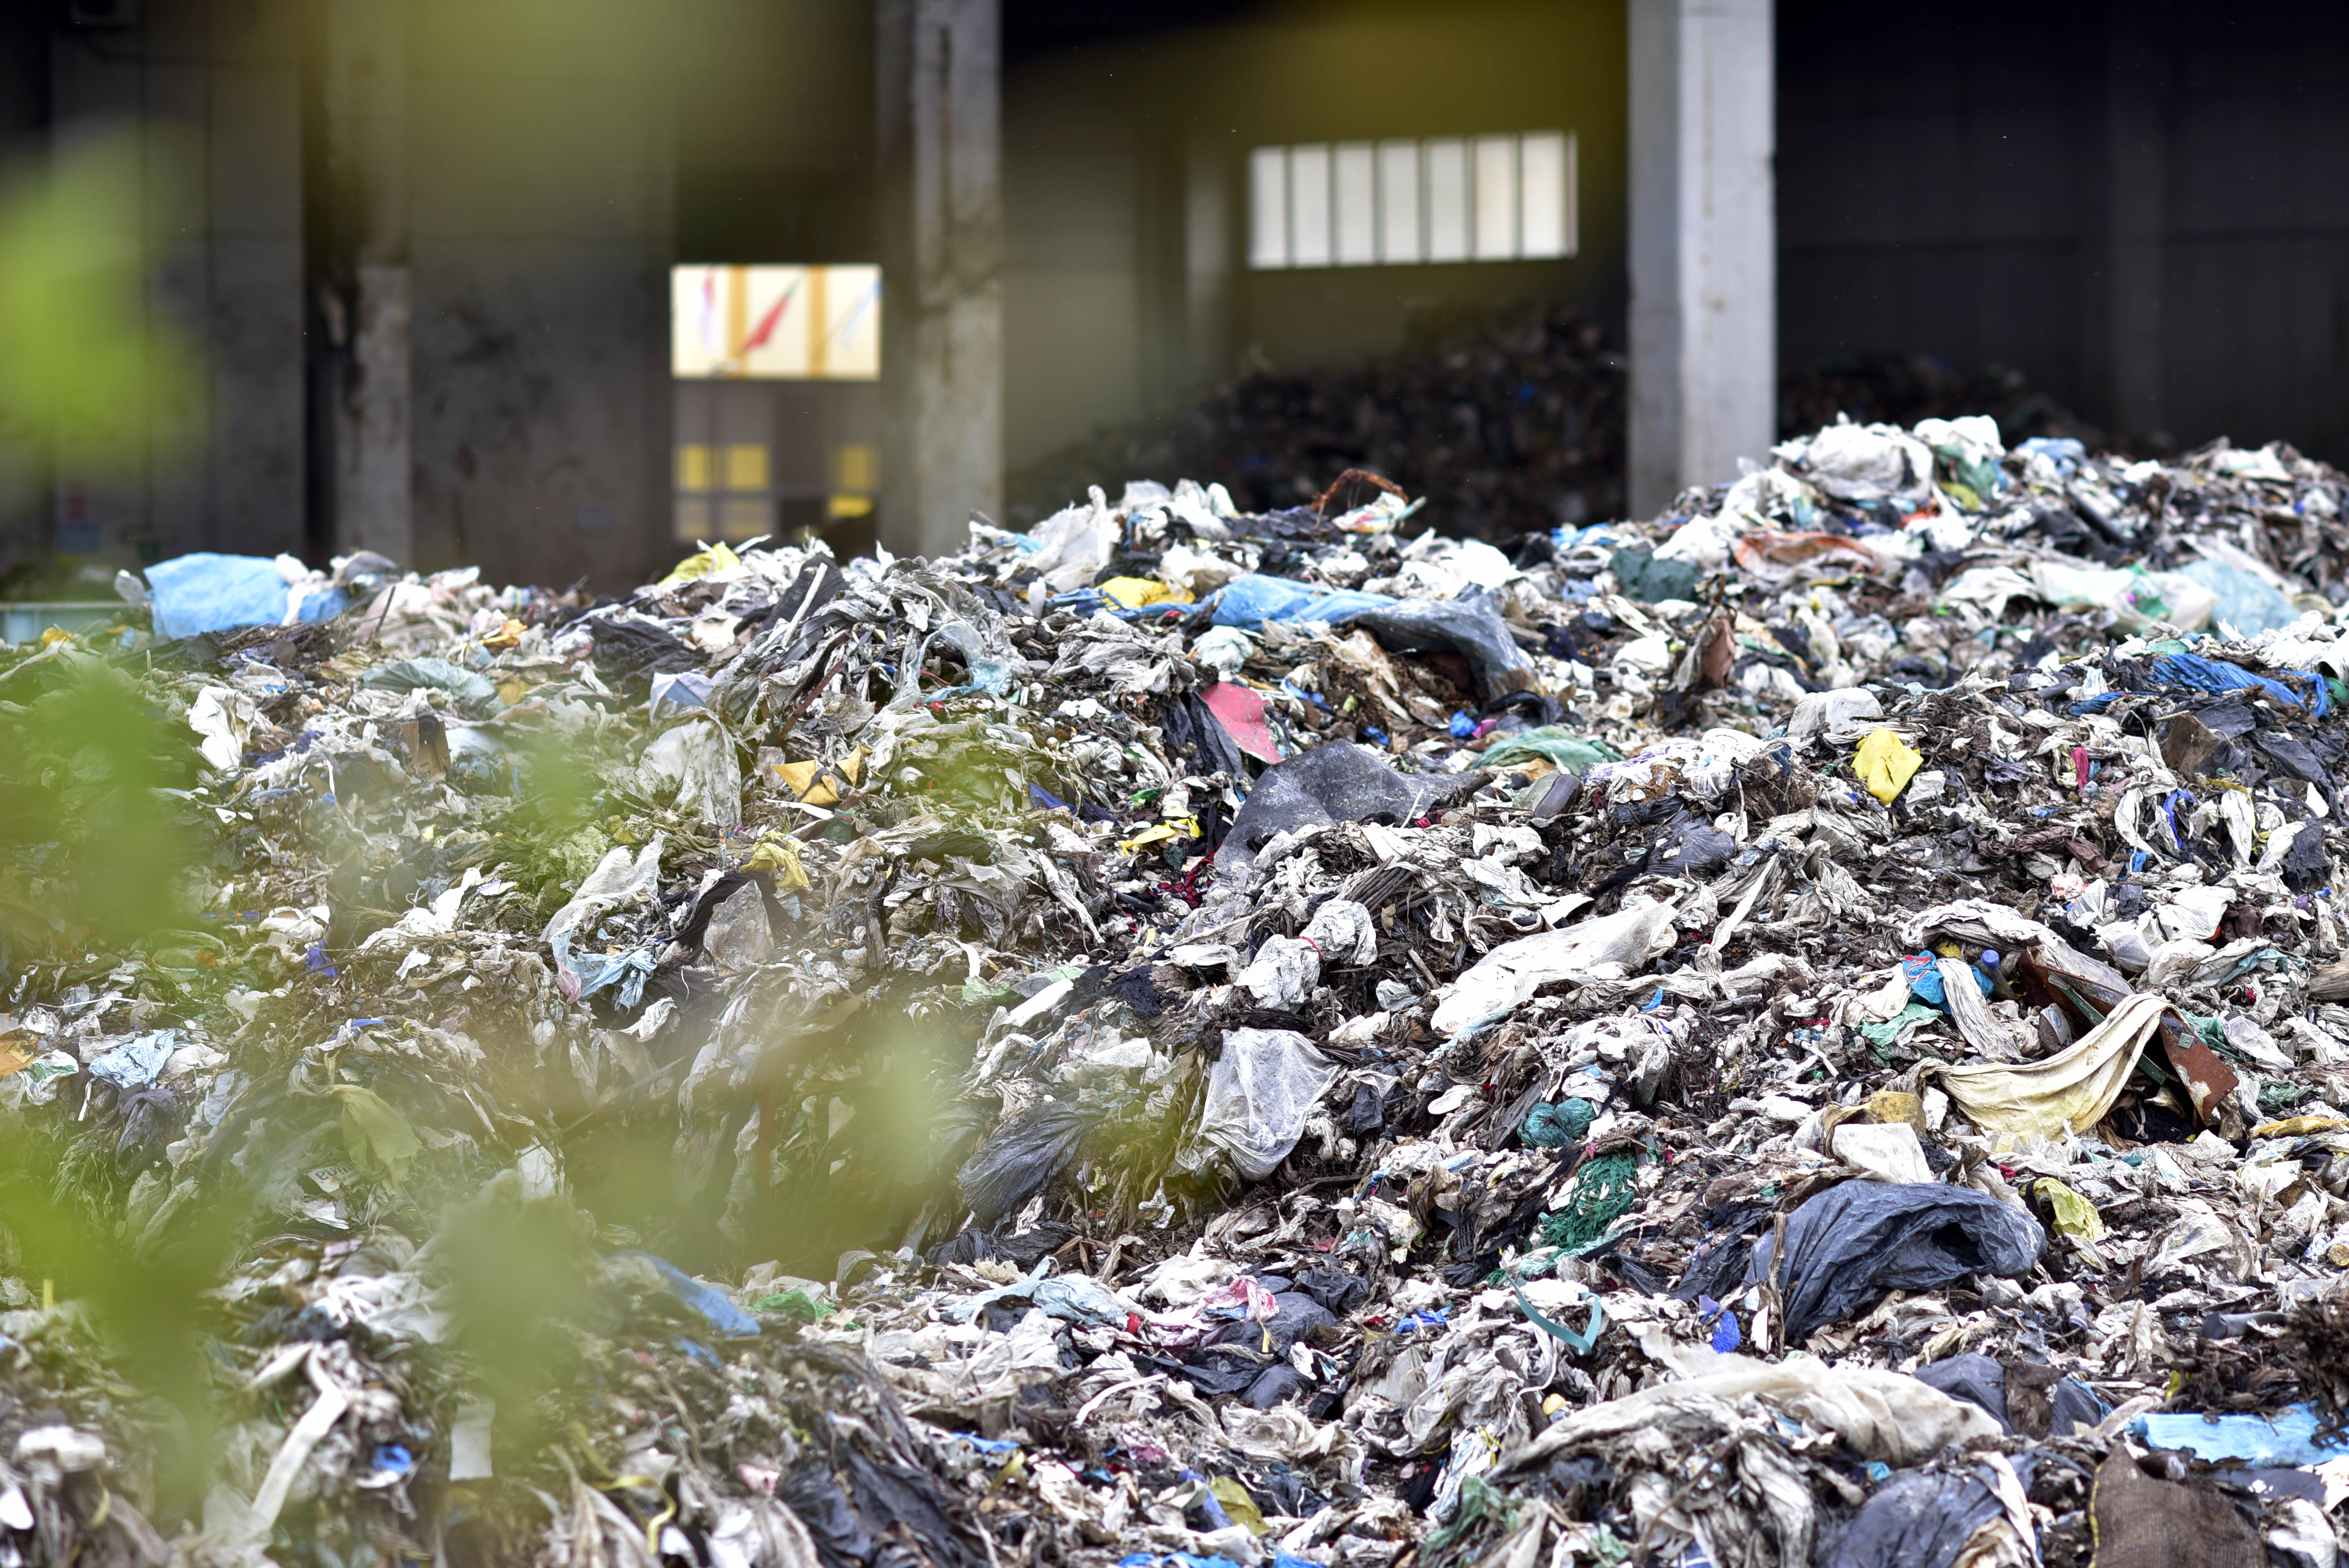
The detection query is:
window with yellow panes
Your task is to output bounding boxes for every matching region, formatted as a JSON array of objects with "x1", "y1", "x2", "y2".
[{"x1": 674, "y1": 440, "x2": 775, "y2": 543}]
